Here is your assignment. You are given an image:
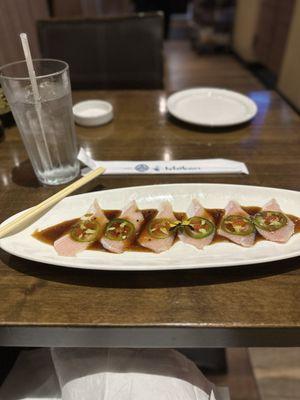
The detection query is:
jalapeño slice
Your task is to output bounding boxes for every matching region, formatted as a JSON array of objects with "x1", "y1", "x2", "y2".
[
  {"x1": 184, "y1": 216, "x2": 215, "y2": 239},
  {"x1": 148, "y1": 218, "x2": 173, "y2": 239},
  {"x1": 70, "y1": 214, "x2": 100, "y2": 242},
  {"x1": 253, "y1": 211, "x2": 287, "y2": 232},
  {"x1": 105, "y1": 218, "x2": 135, "y2": 241},
  {"x1": 221, "y1": 215, "x2": 254, "y2": 236}
]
